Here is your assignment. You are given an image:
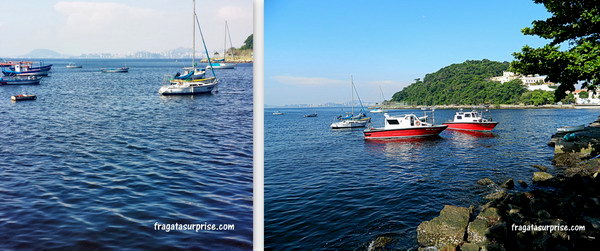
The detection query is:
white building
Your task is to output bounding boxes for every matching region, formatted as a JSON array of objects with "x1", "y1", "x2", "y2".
[
  {"x1": 573, "y1": 89, "x2": 600, "y2": 104},
  {"x1": 490, "y1": 71, "x2": 557, "y2": 91}
]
